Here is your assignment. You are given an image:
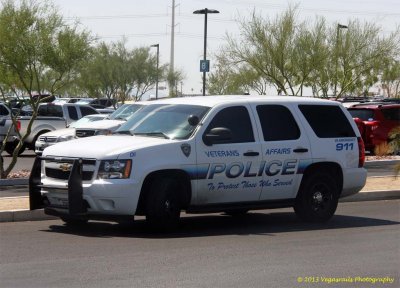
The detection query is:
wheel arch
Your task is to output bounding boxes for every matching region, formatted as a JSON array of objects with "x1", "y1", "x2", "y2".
[
  {"x1": 300, "y1": 162, "x2": 343, "y2": 196},
  {"x1": 135, "y1": 169, "x2": 192, "y2": 215}
]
